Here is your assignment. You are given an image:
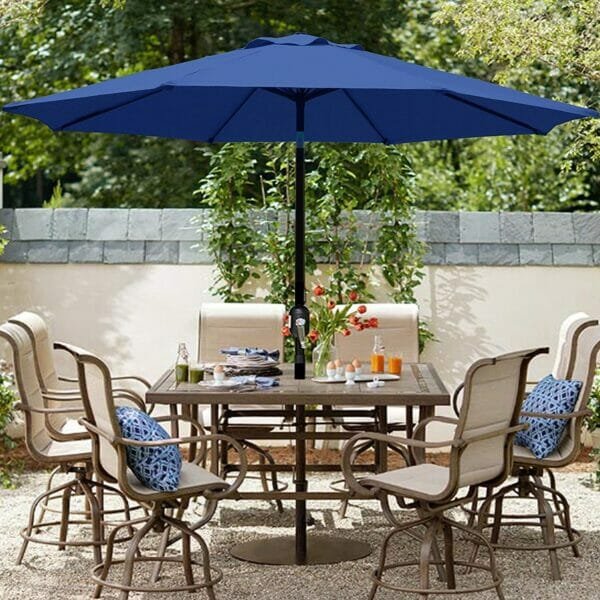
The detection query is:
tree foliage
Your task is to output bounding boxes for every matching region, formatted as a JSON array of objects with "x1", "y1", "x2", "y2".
[
  {"x1": 0, "y1": 1, "x2": 597, "y2": 210},
  {"x1": 435, "y1": 0, "x2": 599, "y2": 207}
]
